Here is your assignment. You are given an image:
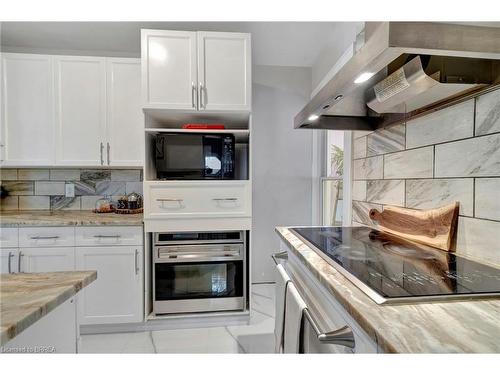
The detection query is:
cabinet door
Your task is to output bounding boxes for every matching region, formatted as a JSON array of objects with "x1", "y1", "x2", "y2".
[
  {"x1": 1, "y1": 248, "x2": 18, "y2": 274},
  {"x1": 20, "y1": 247, "x2": 75, "y2": 273},
  {"x1": 197, "y1": 32, "x2": 251, "y2": 111},
  {"x1": 54, "y1": 56, "x2": 106, "y2": 166},
  {"x1": 106, "y1": 58, "x2": 144, "y2": 166},
  {"x1": 76, "y1": 246, "x2": 142, "y2": 325},
  {"x1": 141, "y1": 29, "x2": 198, "y2": 110},
  {"x1": 1, "y1": 53, "x2": 55, "y2": 166}
]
